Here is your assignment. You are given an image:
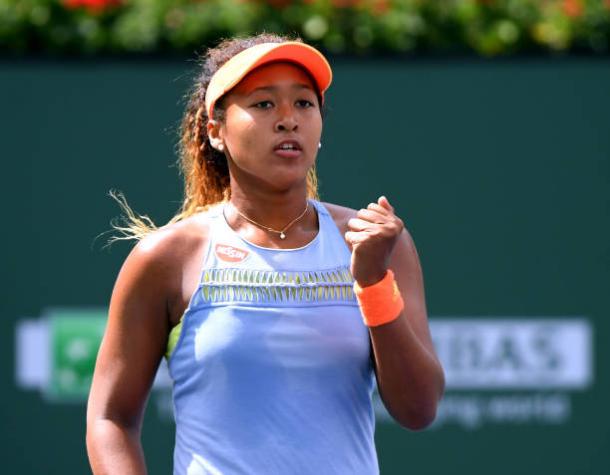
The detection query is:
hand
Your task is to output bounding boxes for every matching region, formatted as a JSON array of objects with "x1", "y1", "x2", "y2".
[{"x1": 345, "y1": 196, "x2": 404, "y2": 287}]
